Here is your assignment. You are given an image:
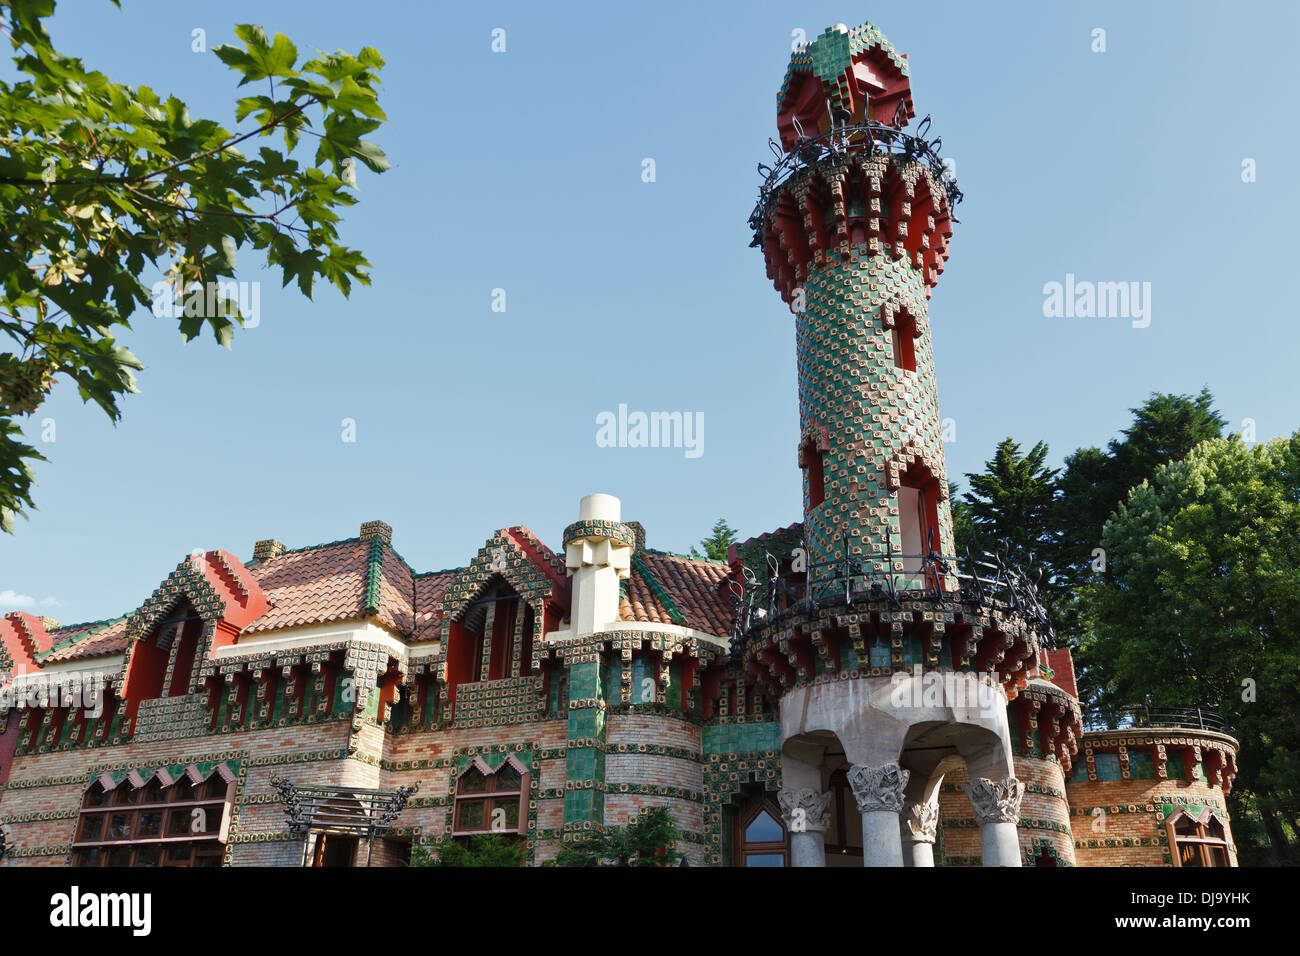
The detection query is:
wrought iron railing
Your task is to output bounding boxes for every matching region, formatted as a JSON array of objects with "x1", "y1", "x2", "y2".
[
  {"x1": 728, "y1": 531, "x2": 1054, "y2": 654},
  {"x1": 749, "y1": 102, "x2": 962, "y2": 247},
  {"x1": 1082, "y1": 706, "x2": 1230, "y2": 735}
]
